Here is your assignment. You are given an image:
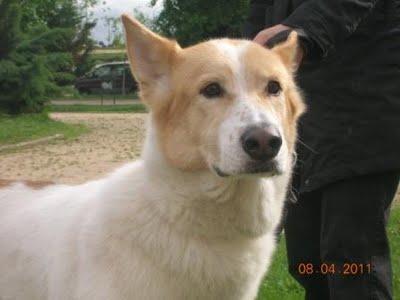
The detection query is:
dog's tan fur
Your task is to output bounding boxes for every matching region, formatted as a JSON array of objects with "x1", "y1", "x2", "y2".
[{"x1": 0, "y1": 179, "x2": 54, "y2": 189}]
